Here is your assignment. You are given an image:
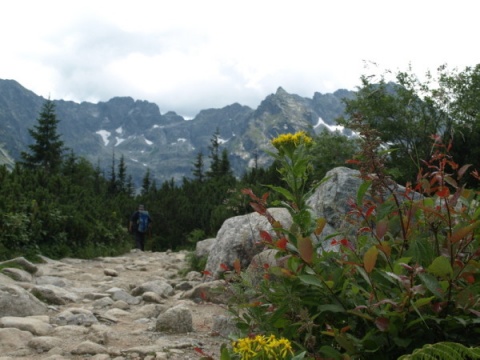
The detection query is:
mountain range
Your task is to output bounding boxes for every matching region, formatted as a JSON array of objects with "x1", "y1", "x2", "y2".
[{"x1": 0, "y1": 79, "x2": 355, "y2": 187}]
